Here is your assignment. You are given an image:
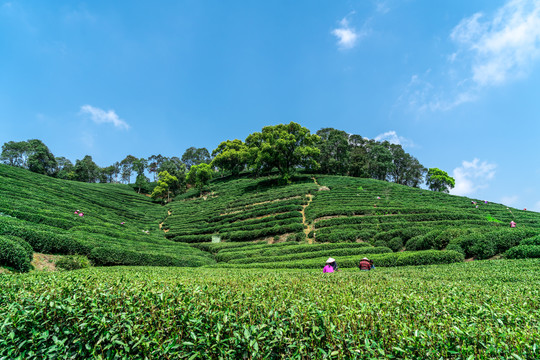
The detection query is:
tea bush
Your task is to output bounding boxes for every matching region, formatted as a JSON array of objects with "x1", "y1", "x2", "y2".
[
  {"x1": 0, "y1": 235, "x2": 31, "y2": 272},
  {"x1": 55, "y1": 255, "x2": 91, "y2": 270},
  {"x1": 505, "y1": 245, "x2": 540, "y2": 259},
  {"x1": 520, "y1": 235, "x2": 540, "y2": 246}
]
